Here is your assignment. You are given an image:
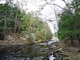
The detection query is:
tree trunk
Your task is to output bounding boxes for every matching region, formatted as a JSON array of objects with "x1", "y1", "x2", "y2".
[
  {"x1": 76, "y1": 34, "x2": 80, "y2": 44},
  {"x1": 70, "y1": 35, "x2": 74, "y2": 44}
]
